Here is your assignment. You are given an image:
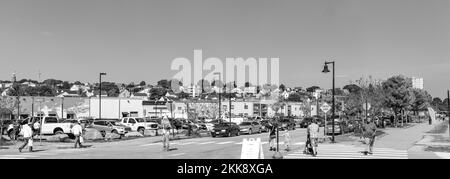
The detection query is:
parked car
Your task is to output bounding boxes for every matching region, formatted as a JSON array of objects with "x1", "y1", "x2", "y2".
[
  {"x1": 325, "y1": 121, "x2": 342, "y2": 135},
  {"x1": 259, "y1": 120, "x2": 271, "y2": 132},
  {"x1": 90, "y1": 120, "x2": 131, "y2": 136},
  {"x1": 39, "y1": 116, "x2": 73, "y2": 135},
  {"x1": 239, "y1": 121, "x2": 262, "y2": 135},
  {"x1": 119, "y1": 117, "x2": 159, "y2": 135},
  {"x1": 205, "y1": 119, "x2": 226, "y2": 131},
  {"x1": 211, "y1": 122, "x2": 240, "y2": 137},
  {"x1": 299, "y1": 117, "x2": 313, "y2": 128}
]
